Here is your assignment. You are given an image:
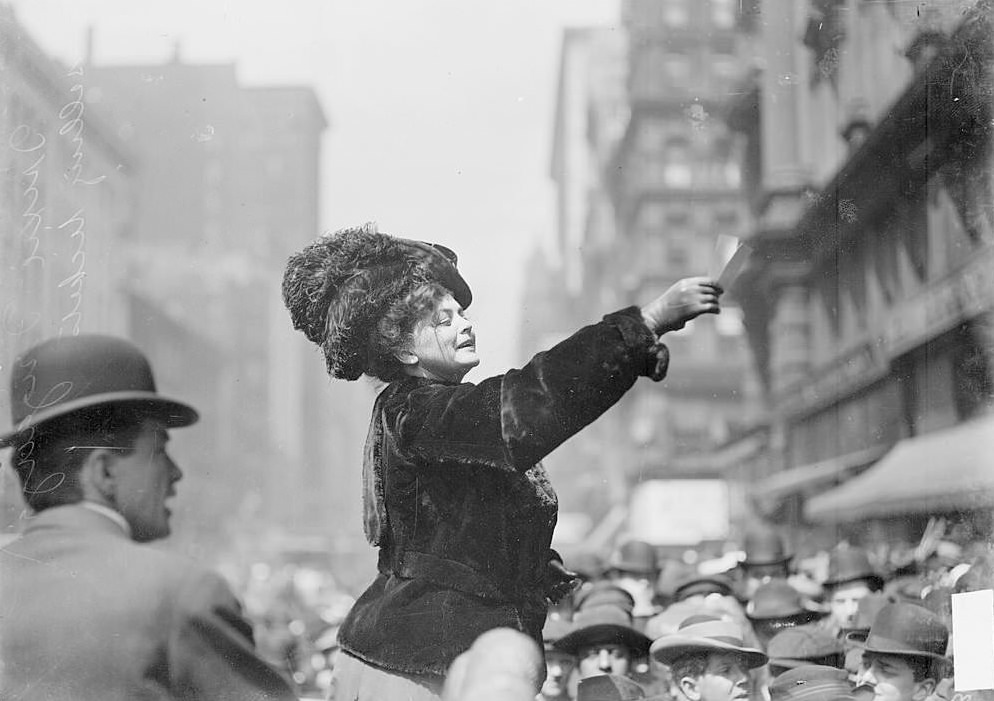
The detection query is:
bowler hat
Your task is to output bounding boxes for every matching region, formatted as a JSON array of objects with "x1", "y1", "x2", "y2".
[
  {"x1": 845, "y1": 602, "x2": 948, "y2": 662},
  {"x1": 608, "y1": 540, "x2": 658, "y2": 577},
  {"x1": 824, "y1": 548, "x2": 883, "y2": 591},
  {"x1": 575, "y1": 581, "x2": 636, "y2": 614},
  {"x1": 747, "y1": 580, "x2": 826, "y2": 622},
  {"x1": 282, "y1": 222, "x2": 472, "y2": 381},
  {"x1": 576, "y1": 674, "x2": 646, "y2": 701},
  {"x1": 569, "y1": 551, "x2": 606, "y2": 581},
  {"x1": 0, "y1": 335, "x2": 198, "y2": 447},
  {"x1": 673, "y1": 573, "x2": 736, "y2": 602},
  {"x1": 553, "y1": 605, "x2": 651, "y2": 657},
  {"x1": 768, "y1": 665, "x2": 855, "y2": 701},
  {"x1": 650, "y1": 614, "x2": 767, "y2": 668},
  {"x1": 767, "y1": 626, "x2": 844, "y2": 670},
  {"x1": 742, "y1": 525, "x2": 791, "y2": 567}
]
